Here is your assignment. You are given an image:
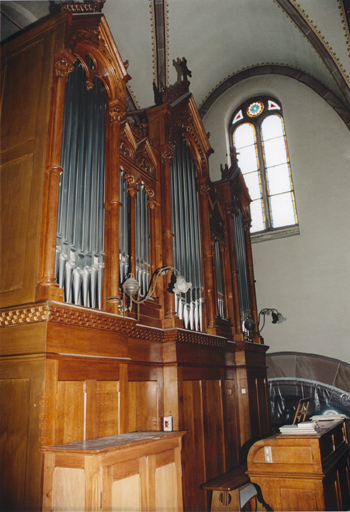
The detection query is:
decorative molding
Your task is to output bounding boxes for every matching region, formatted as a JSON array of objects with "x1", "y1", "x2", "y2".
[
  {"x1": 67, "y1": 29, "x2": 101, "y2": 52},
  {"x1": 1, "y1": 305, "x2": 51, "y2": 326},
  {"x1": 164, "y1": 328, "x2": 227, "y2": 348},
  {"x1": 274, "y1": 0, "x2": 350, "y2": 102},
  {"x1": 60, "y1": 1, "x2": 106, "y2": 13},
  {"x1": 289, "y1": 0, "x2": 350, "y2": 83},
  {"x1": 0, "y1": 303, "x2": 237, "y2": 349},
  {"x1": 150, "y1": 0, "x2": 170, "y2": 88},
  {"x1": 161, "y1": 147, "x2": 175, "y2": 164},
  {"x1": 199, "y1": 183, "x2": 210, "y2": 196},
  {"x1": 54, "y1": 56, "x2": 74, "y2": 79},
  {"x1": 109, "y1": 105, "x2": 126, "y2": 124}
]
